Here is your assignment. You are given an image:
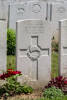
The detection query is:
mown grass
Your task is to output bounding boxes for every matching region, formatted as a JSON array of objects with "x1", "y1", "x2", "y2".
[
  {"x1": 7, "y1": 52, "x2": 59, "y2": 78},
  {"x1": 7, "y1": 55, "x2": 16, "y2": 70},
  {"x1": 36, "y1": 96, "x2": 67, "y2": 100},
  {"x1": 51, "y1": 52, "x2": 59, "y2": 78},
  {"x1": 7, "y1": 96, "x2": 67, "y2": 100}
]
